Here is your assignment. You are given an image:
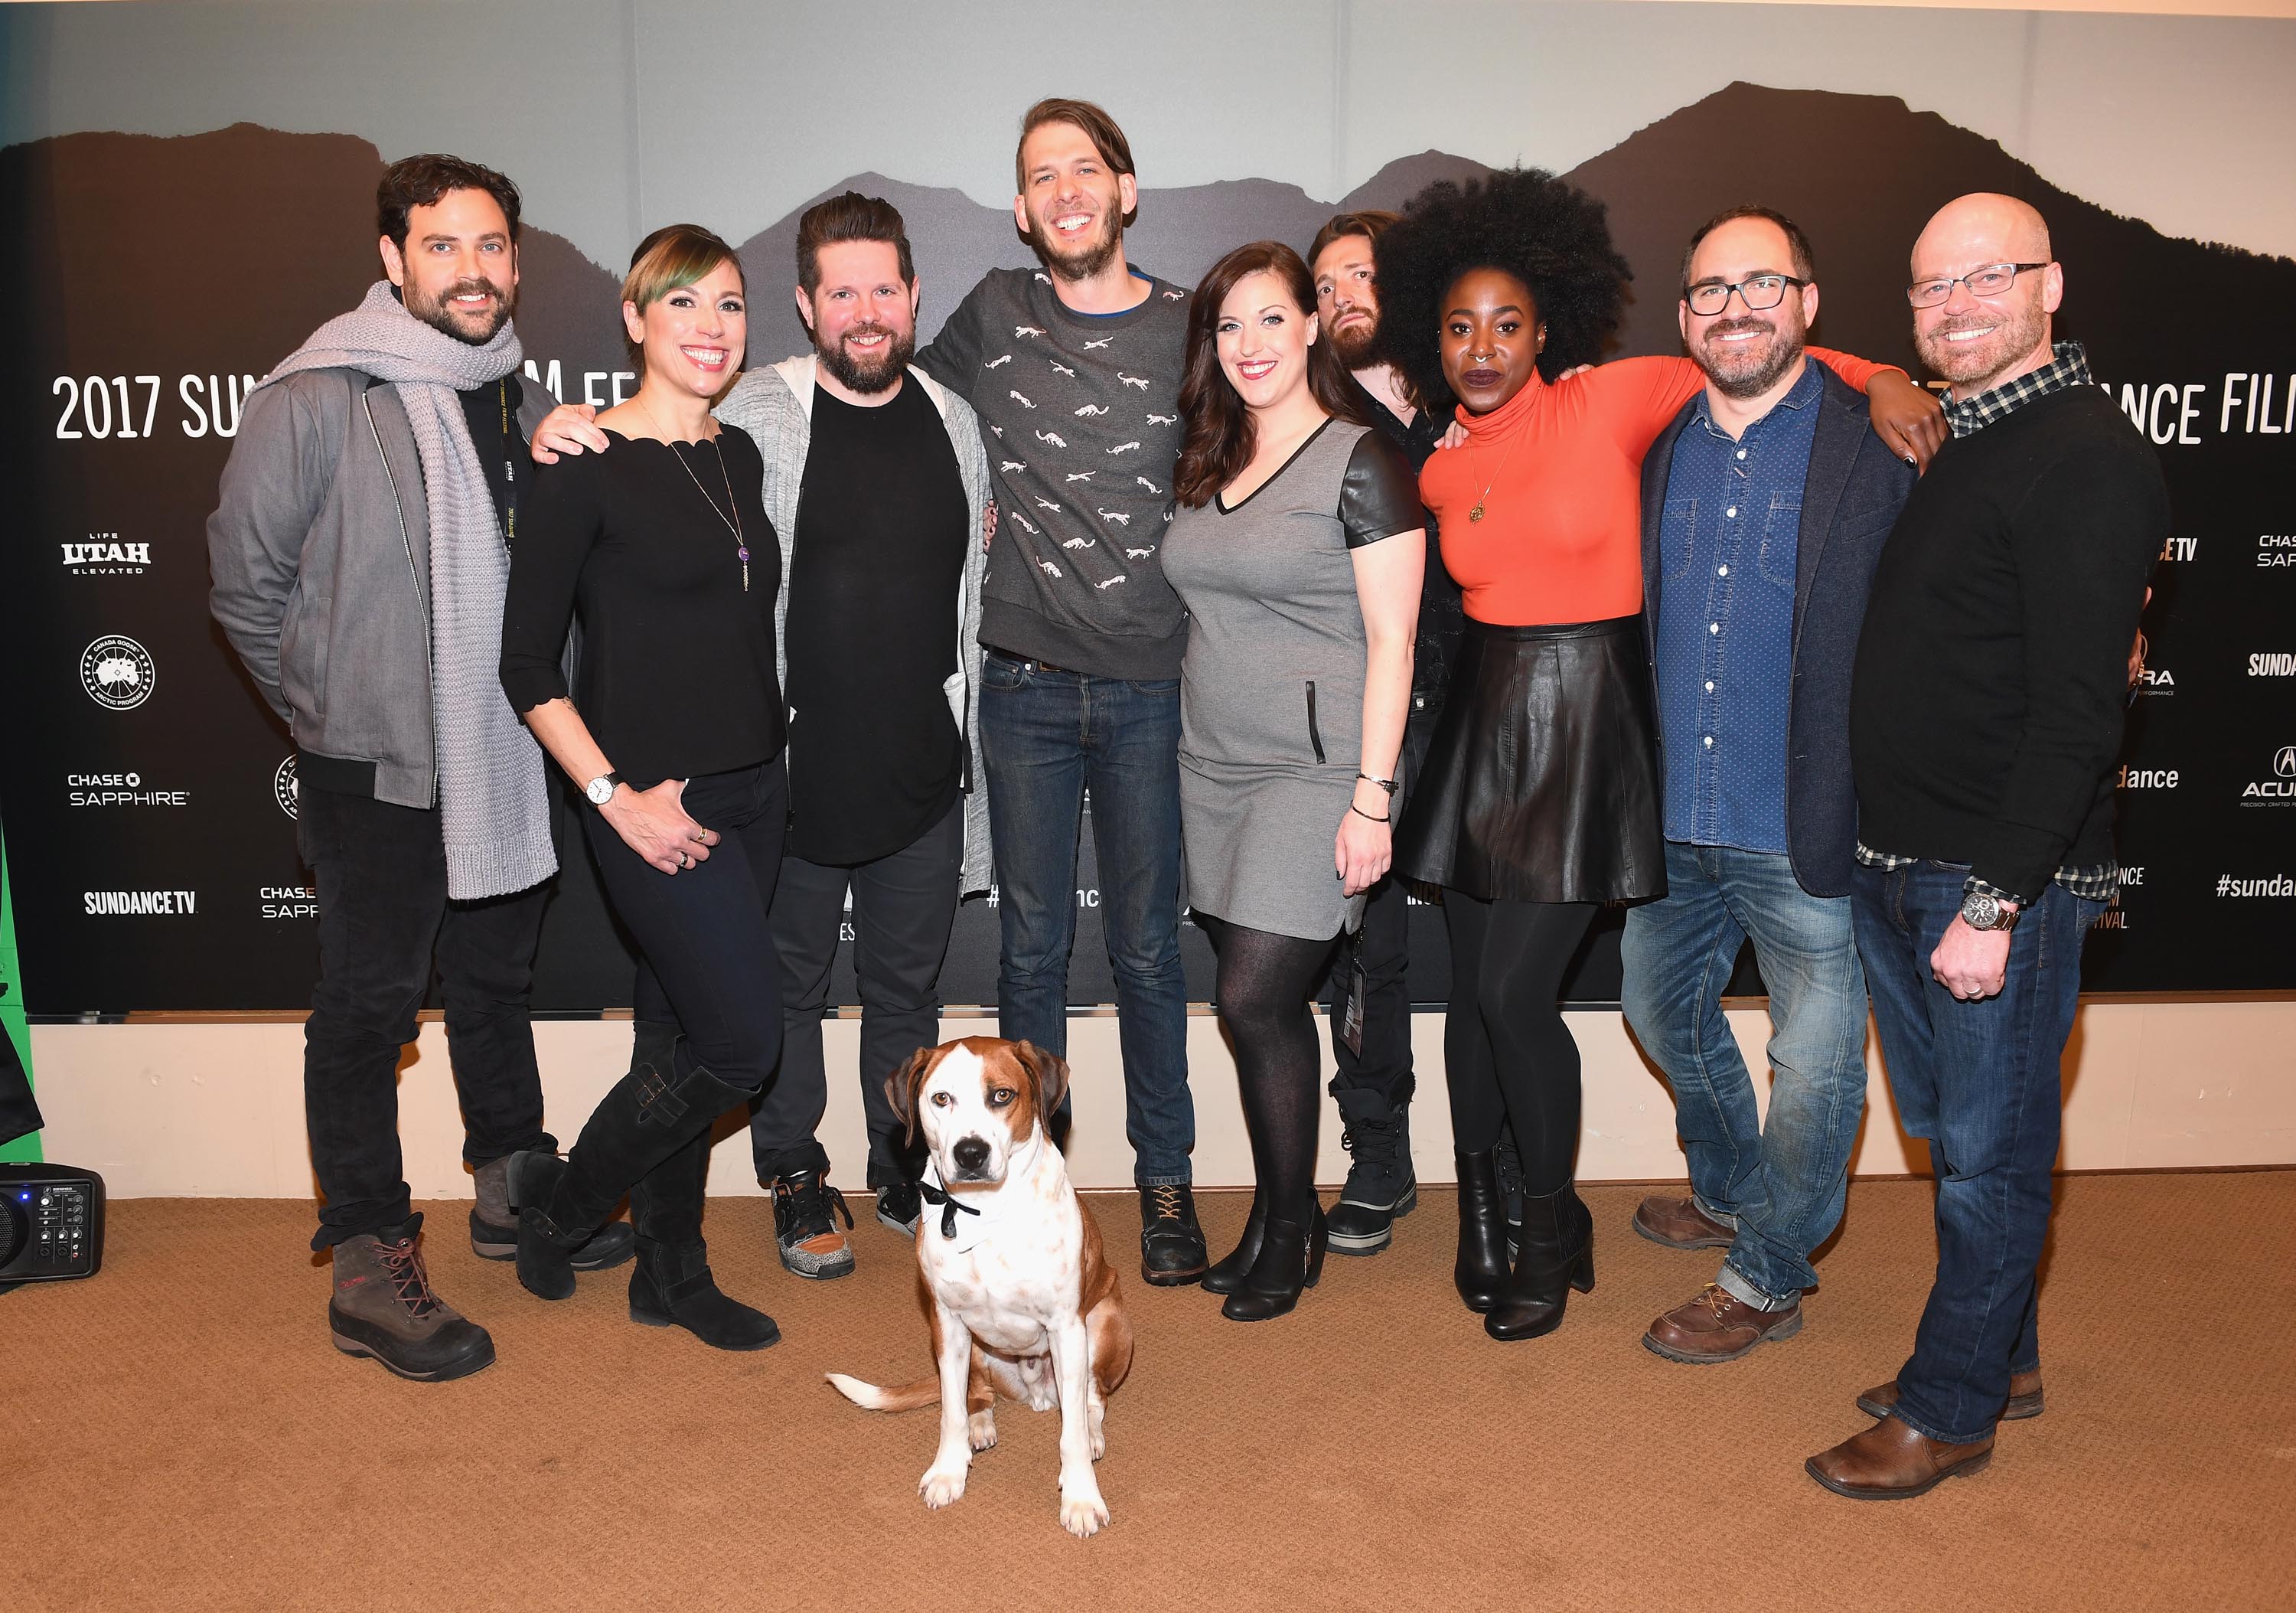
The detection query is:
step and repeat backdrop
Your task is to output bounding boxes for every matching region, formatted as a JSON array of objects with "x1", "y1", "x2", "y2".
[{"x1": 1, "y1": 57, "x2": 2291, "y2": 1015}]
